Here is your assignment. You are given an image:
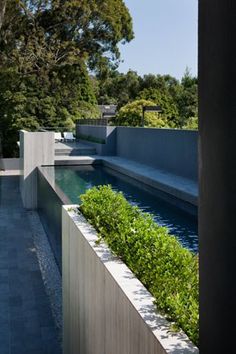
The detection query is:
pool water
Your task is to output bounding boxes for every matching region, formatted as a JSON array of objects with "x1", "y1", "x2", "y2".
[{"x1": 53, "y1": 165, "x2": 198, "y2": 252}]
